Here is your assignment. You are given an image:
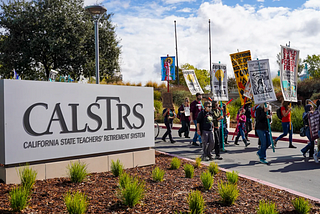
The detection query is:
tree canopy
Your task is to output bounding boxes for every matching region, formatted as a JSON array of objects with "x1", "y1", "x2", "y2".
[
  {"x1": 303, "y1": 54, "x2": 320, "y2": 78},
  {"x1": 0, "y1": 0, "x2": 121, "y2": 81}
]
